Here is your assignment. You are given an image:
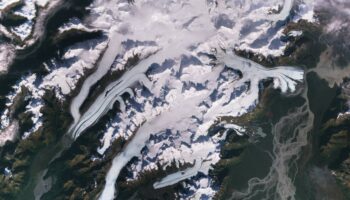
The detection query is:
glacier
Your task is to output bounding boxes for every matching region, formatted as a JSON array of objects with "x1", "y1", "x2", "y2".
[{"x1": 0, "y1": 0, "x2": 321, "y2": 199}]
